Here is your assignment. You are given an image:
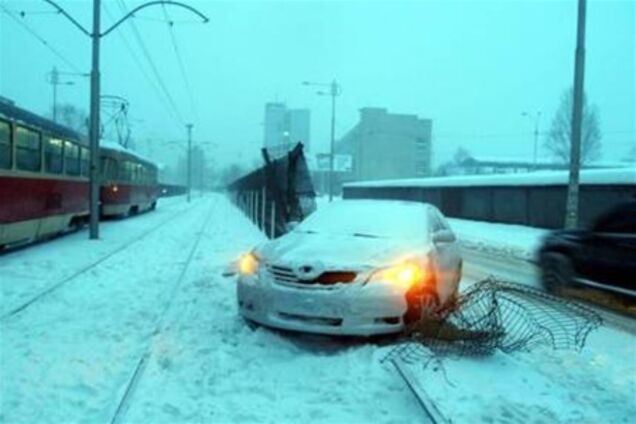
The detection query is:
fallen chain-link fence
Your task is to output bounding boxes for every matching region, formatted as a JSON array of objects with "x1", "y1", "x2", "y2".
[{"x1": 383, "y1": 278, "x2": 603, "y2": 364}]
